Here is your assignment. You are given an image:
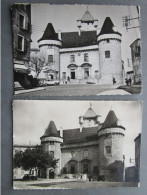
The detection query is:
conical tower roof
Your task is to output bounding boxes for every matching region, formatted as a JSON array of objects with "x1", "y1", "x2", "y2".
[
  {"x1": 83, "y1": 107, "x2": 97, "y2": 119},
  {"x1": 81, "y1": 10, "x2": 95, "y2": 23},
  {"x1": 38, "y1": 23, "x2": 59, "y2": 42},
  {"x1": 101, "y1": 110, "x2": 118, "y2": 129},
  {"x1": 98, "y1": 17, "x2": 121, "y2": 36},
  {"x1": 43, "y1": 121, "x2": 59, "y2": 137}
]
